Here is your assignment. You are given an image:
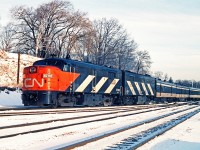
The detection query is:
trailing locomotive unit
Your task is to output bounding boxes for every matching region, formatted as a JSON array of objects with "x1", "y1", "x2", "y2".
[
  {"x1": 22, "y1": 58, "x2": 122, "y2": 107},
  {"x1": 122, "y1": 71, "x2": 155, "y2": 104}
]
